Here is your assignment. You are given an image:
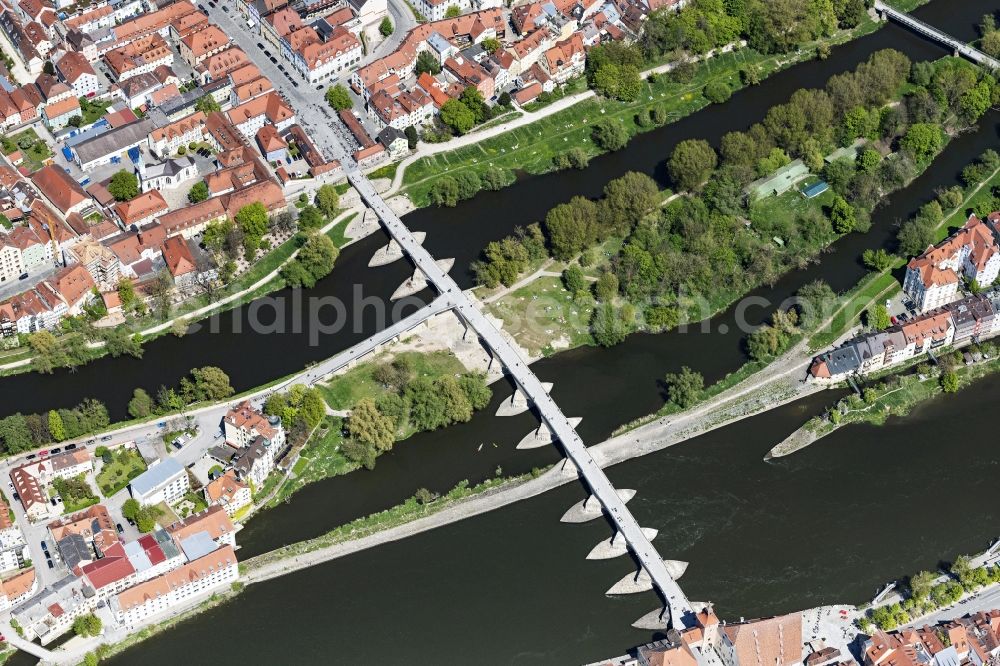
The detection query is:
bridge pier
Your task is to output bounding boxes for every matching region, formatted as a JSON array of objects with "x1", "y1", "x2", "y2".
[
  {"x1": 586, "y1": 527, "x2": 659, "y2": 560},
  {"x1": 390, "y1": 258, "x2": 455, "y2": 300},
  {"x1": 560, "y1": 488, "x2": 636, "y2": 523},
  {"x1": 516, "y1": 417, "x2": 582, "y2": 449},
  {"x1": 369, "y1": 231, "x2": 426, "y2": 267},
  {"x1": 495, "y1": 382, "x2": 553, "y2": 416},
  {"x1": 606, "y1": 560, "x2": 688, "y2": 595}
]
